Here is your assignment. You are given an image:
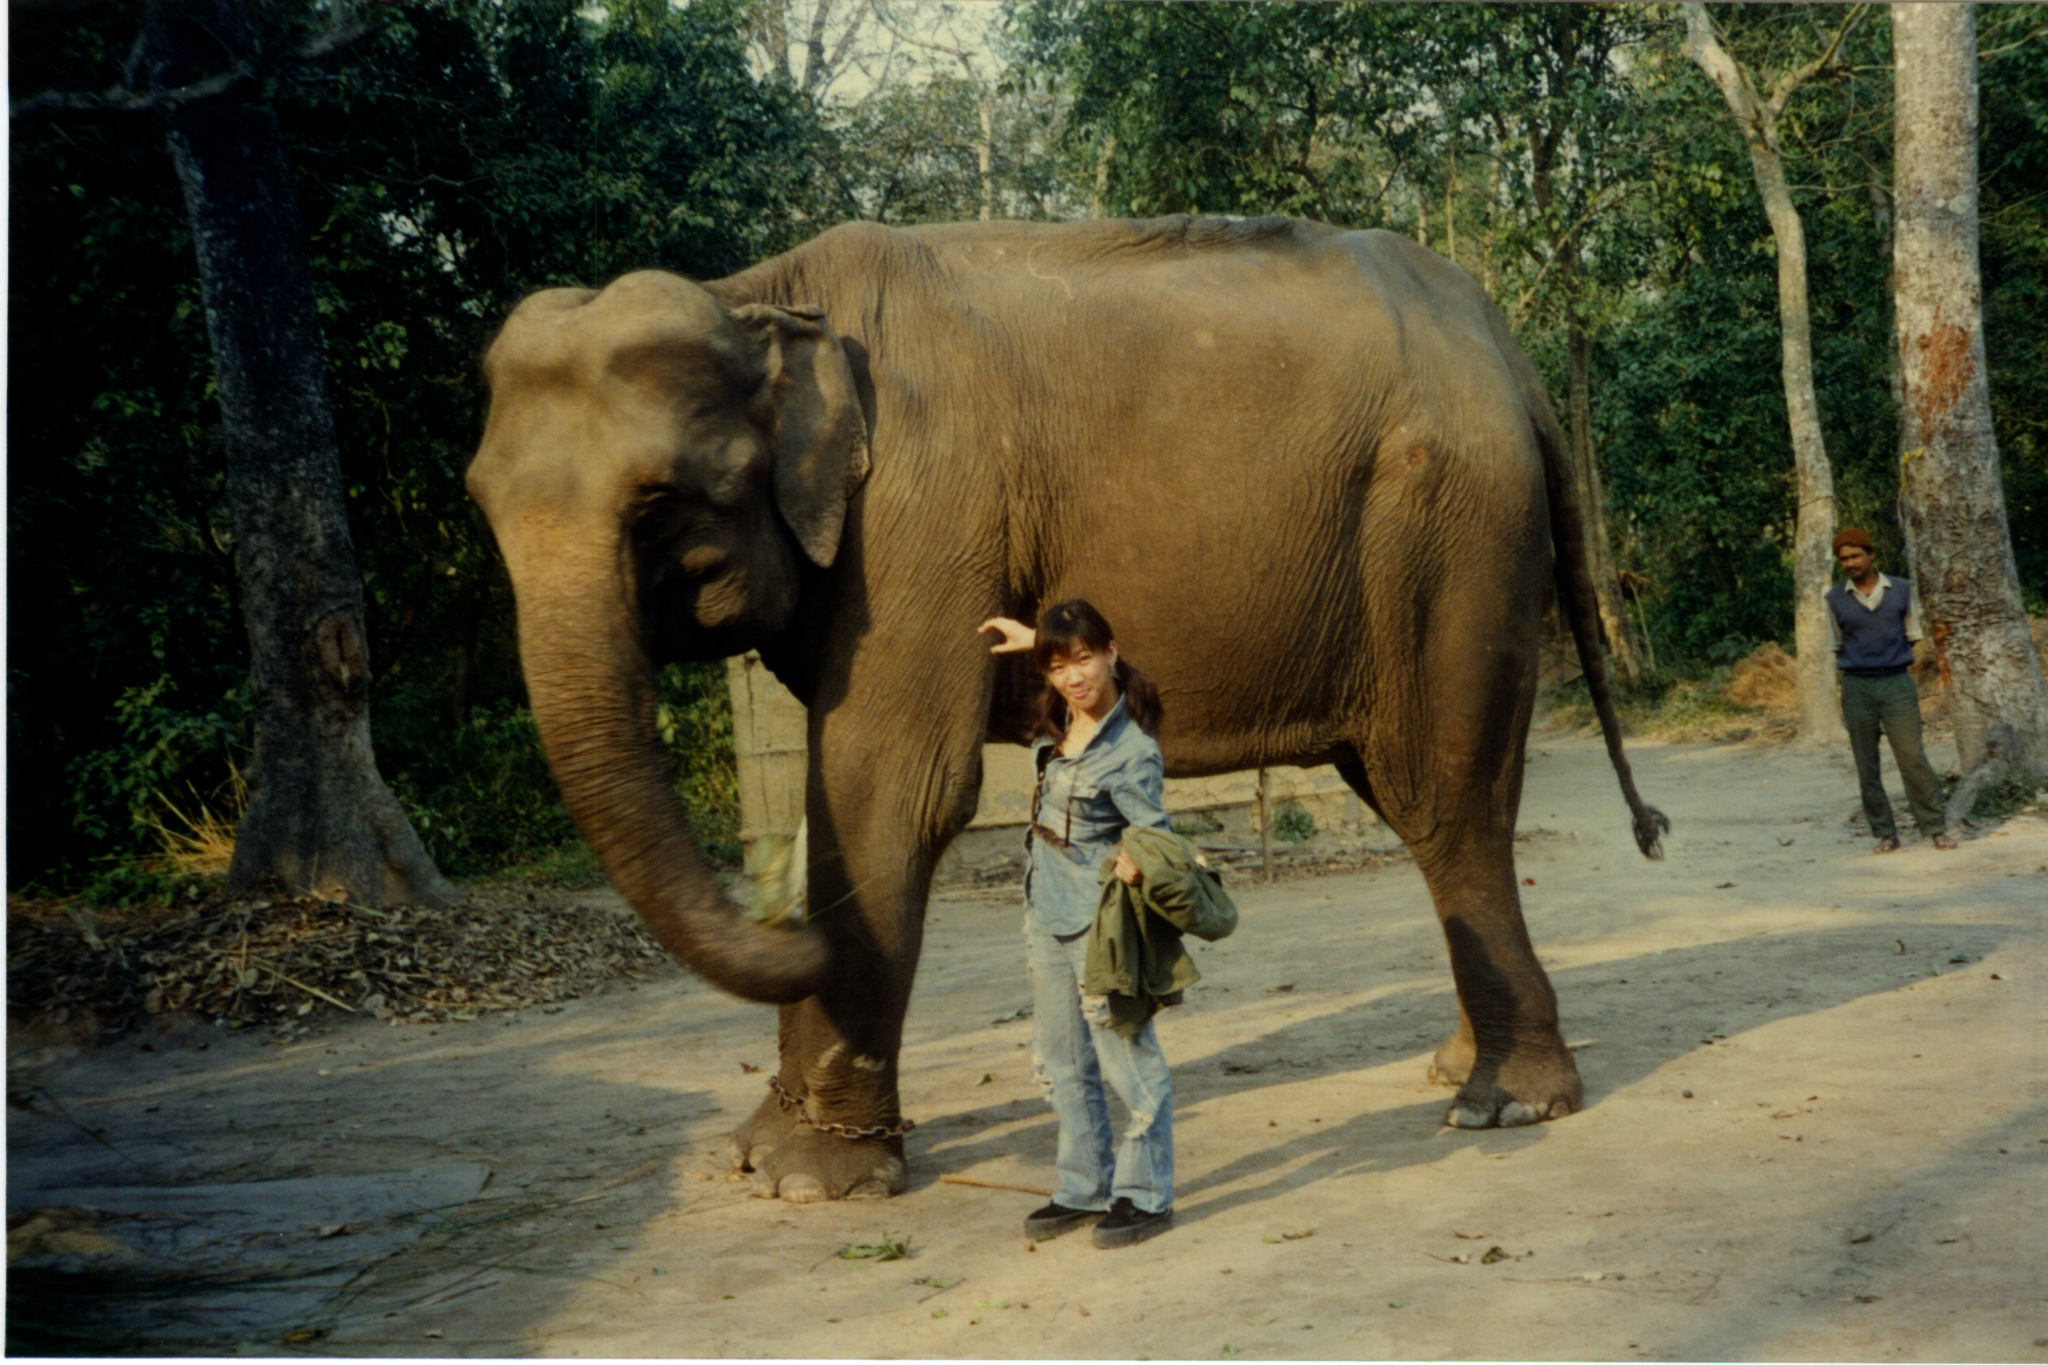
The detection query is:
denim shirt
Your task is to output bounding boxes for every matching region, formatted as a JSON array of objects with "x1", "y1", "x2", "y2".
[{"x1": 1024, "y1": 695, "x2": 1172, "y2": 937}]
